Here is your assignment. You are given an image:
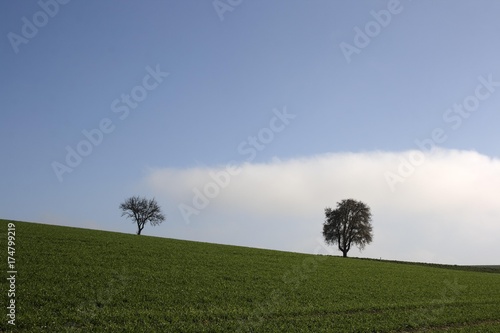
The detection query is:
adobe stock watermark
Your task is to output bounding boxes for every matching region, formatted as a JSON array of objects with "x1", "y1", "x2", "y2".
[
  {"x1": 178, "y1": 107, "x2": 296, "y2": 224},
  {"x1": 236, "y1": 238, "x2": 336, "y2": 332},
  {"x1": 213, "y1": 0, "x2": 243, "y2": 21},
  {"x1": 73, "y1": 267, "x2": 129, "y2": 326},
  {"x1": 51, "y1": 64, "x2": 169, "y2": 182},
  {"x1": 6, "y1": 222, "x2": 17, "y2": 326},
  {"x1": 339, "y1": 0, "x2": 407, "y2": 64},
  {"x1": 407, "y1": 278, "x2": 466, "y2": 328},
  {"x1": 385, "y1": 74, "x2": 500, "y2": 192},
  {"x1": 7, "y1": 0, "x2": 71, "y2": 54}
]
